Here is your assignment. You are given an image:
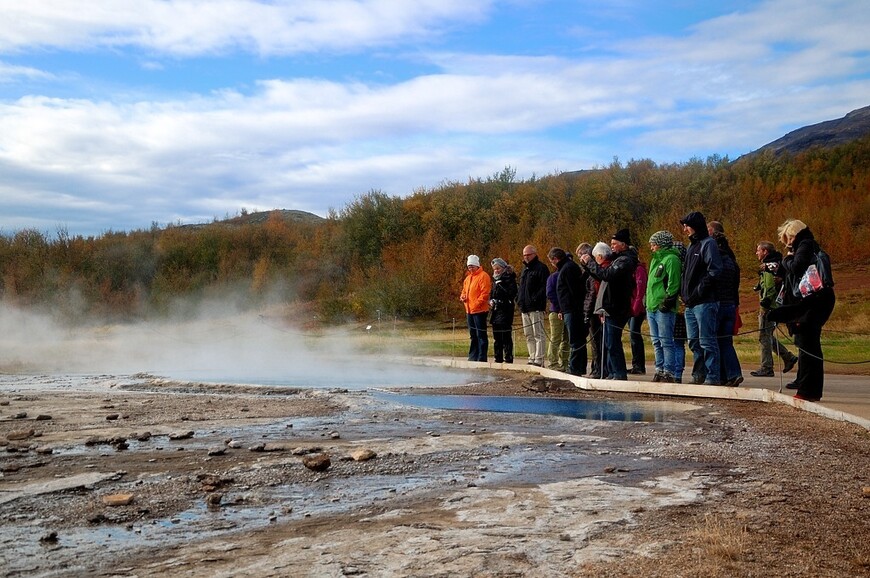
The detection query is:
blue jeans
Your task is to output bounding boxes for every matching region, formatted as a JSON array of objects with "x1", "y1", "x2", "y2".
[
  {"x1": 603, "y1": 316, "x2": 628, "y2": 380},
  {"x1": 467, "y1": 312, "x2": 488, "y2": 362},
  {"x1": 647, "y1": 309, "x2": 676, "y2": 376},
  {"x1": 685, "y1": 302, "x2": 720, "y2": 384},
  {"x1": 717, "y1": 302, "x2": 742, "y2": 381}
]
